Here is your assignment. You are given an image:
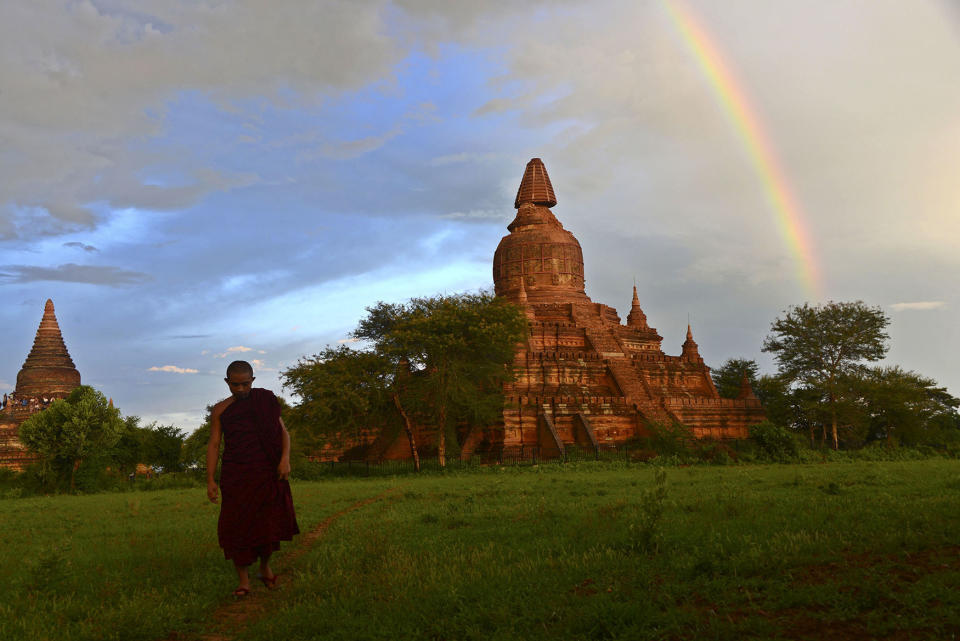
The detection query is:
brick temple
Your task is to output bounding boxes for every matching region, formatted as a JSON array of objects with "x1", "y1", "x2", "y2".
[
  {"x1": 0, "y1": 299, "x2": 82, "y2": 469},
  {"x1": 368, "y1": 158, "x2": 764, "y2": 460}
]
